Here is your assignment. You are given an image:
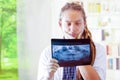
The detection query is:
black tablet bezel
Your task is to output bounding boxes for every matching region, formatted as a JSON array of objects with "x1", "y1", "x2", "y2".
[{"x1": 51, "y1": 39, "x2": 92, "y2": 67}]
